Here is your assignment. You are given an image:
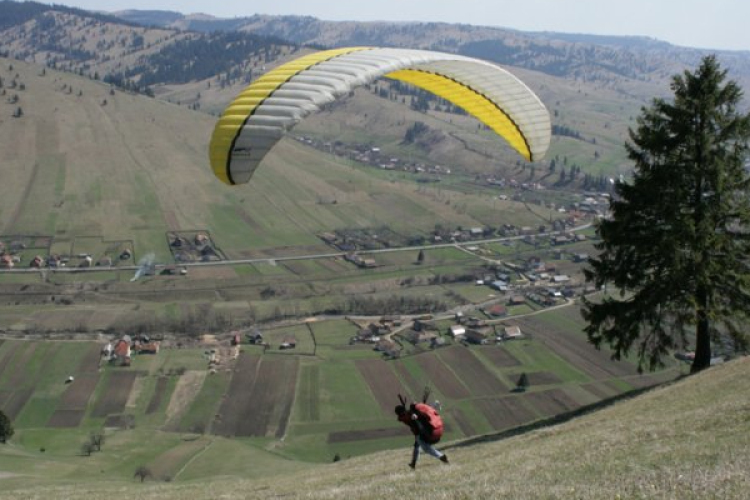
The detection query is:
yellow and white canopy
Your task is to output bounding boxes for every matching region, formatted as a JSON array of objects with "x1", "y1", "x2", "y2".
[{"x1": 209, "y1": 47, "x2": 551, "y2": 185}]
